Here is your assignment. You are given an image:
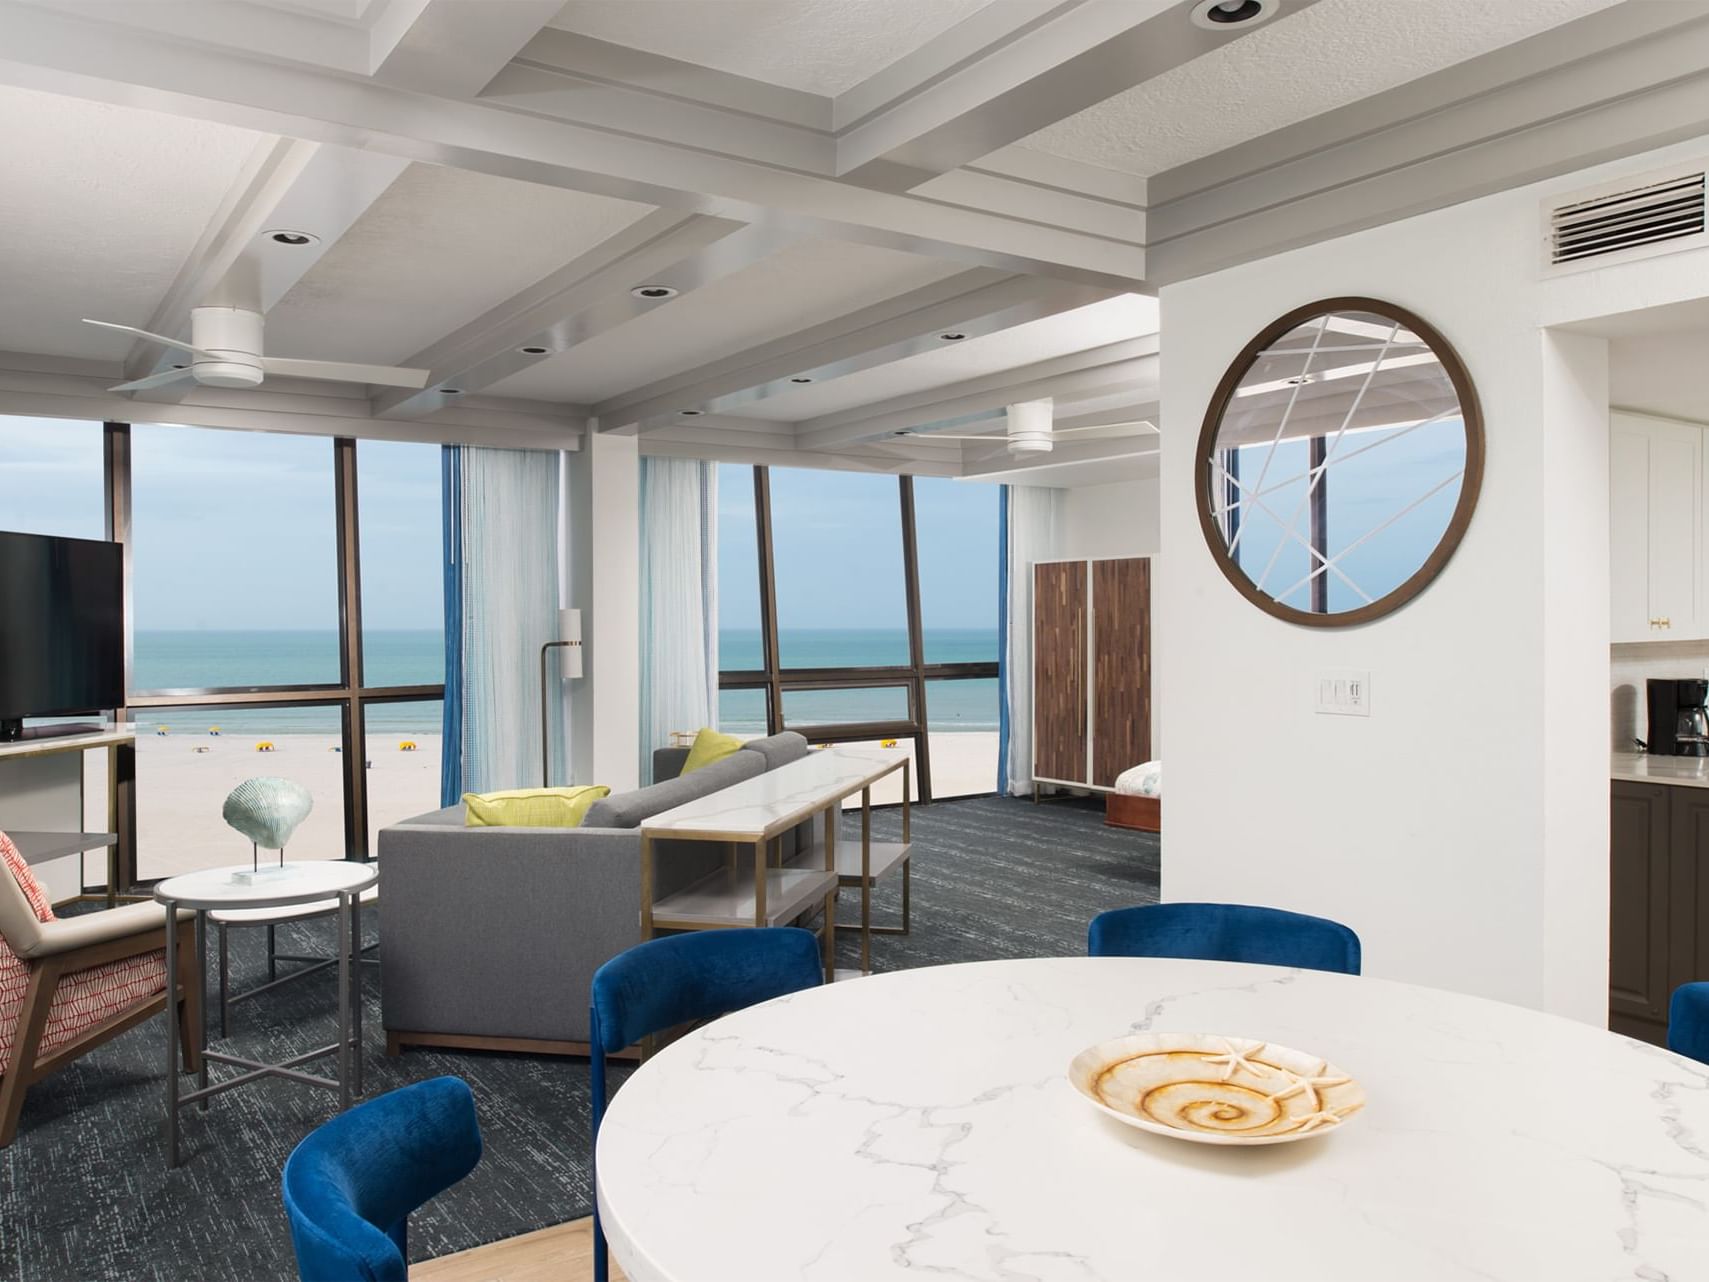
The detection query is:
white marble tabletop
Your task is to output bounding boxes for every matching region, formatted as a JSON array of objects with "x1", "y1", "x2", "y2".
[
  {"x1": 1613, "y1": 750, "x2": 1709, "y2": 788},
  {"x1": 642, "y1": 746, "x2": 905, "y2": 840},
  {"x1": 596, "y1": 957, "x2": 1709, "y2": 1282},
  {"x1": 153, "y1": 859, "x2": 377, "y2": 910}
]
